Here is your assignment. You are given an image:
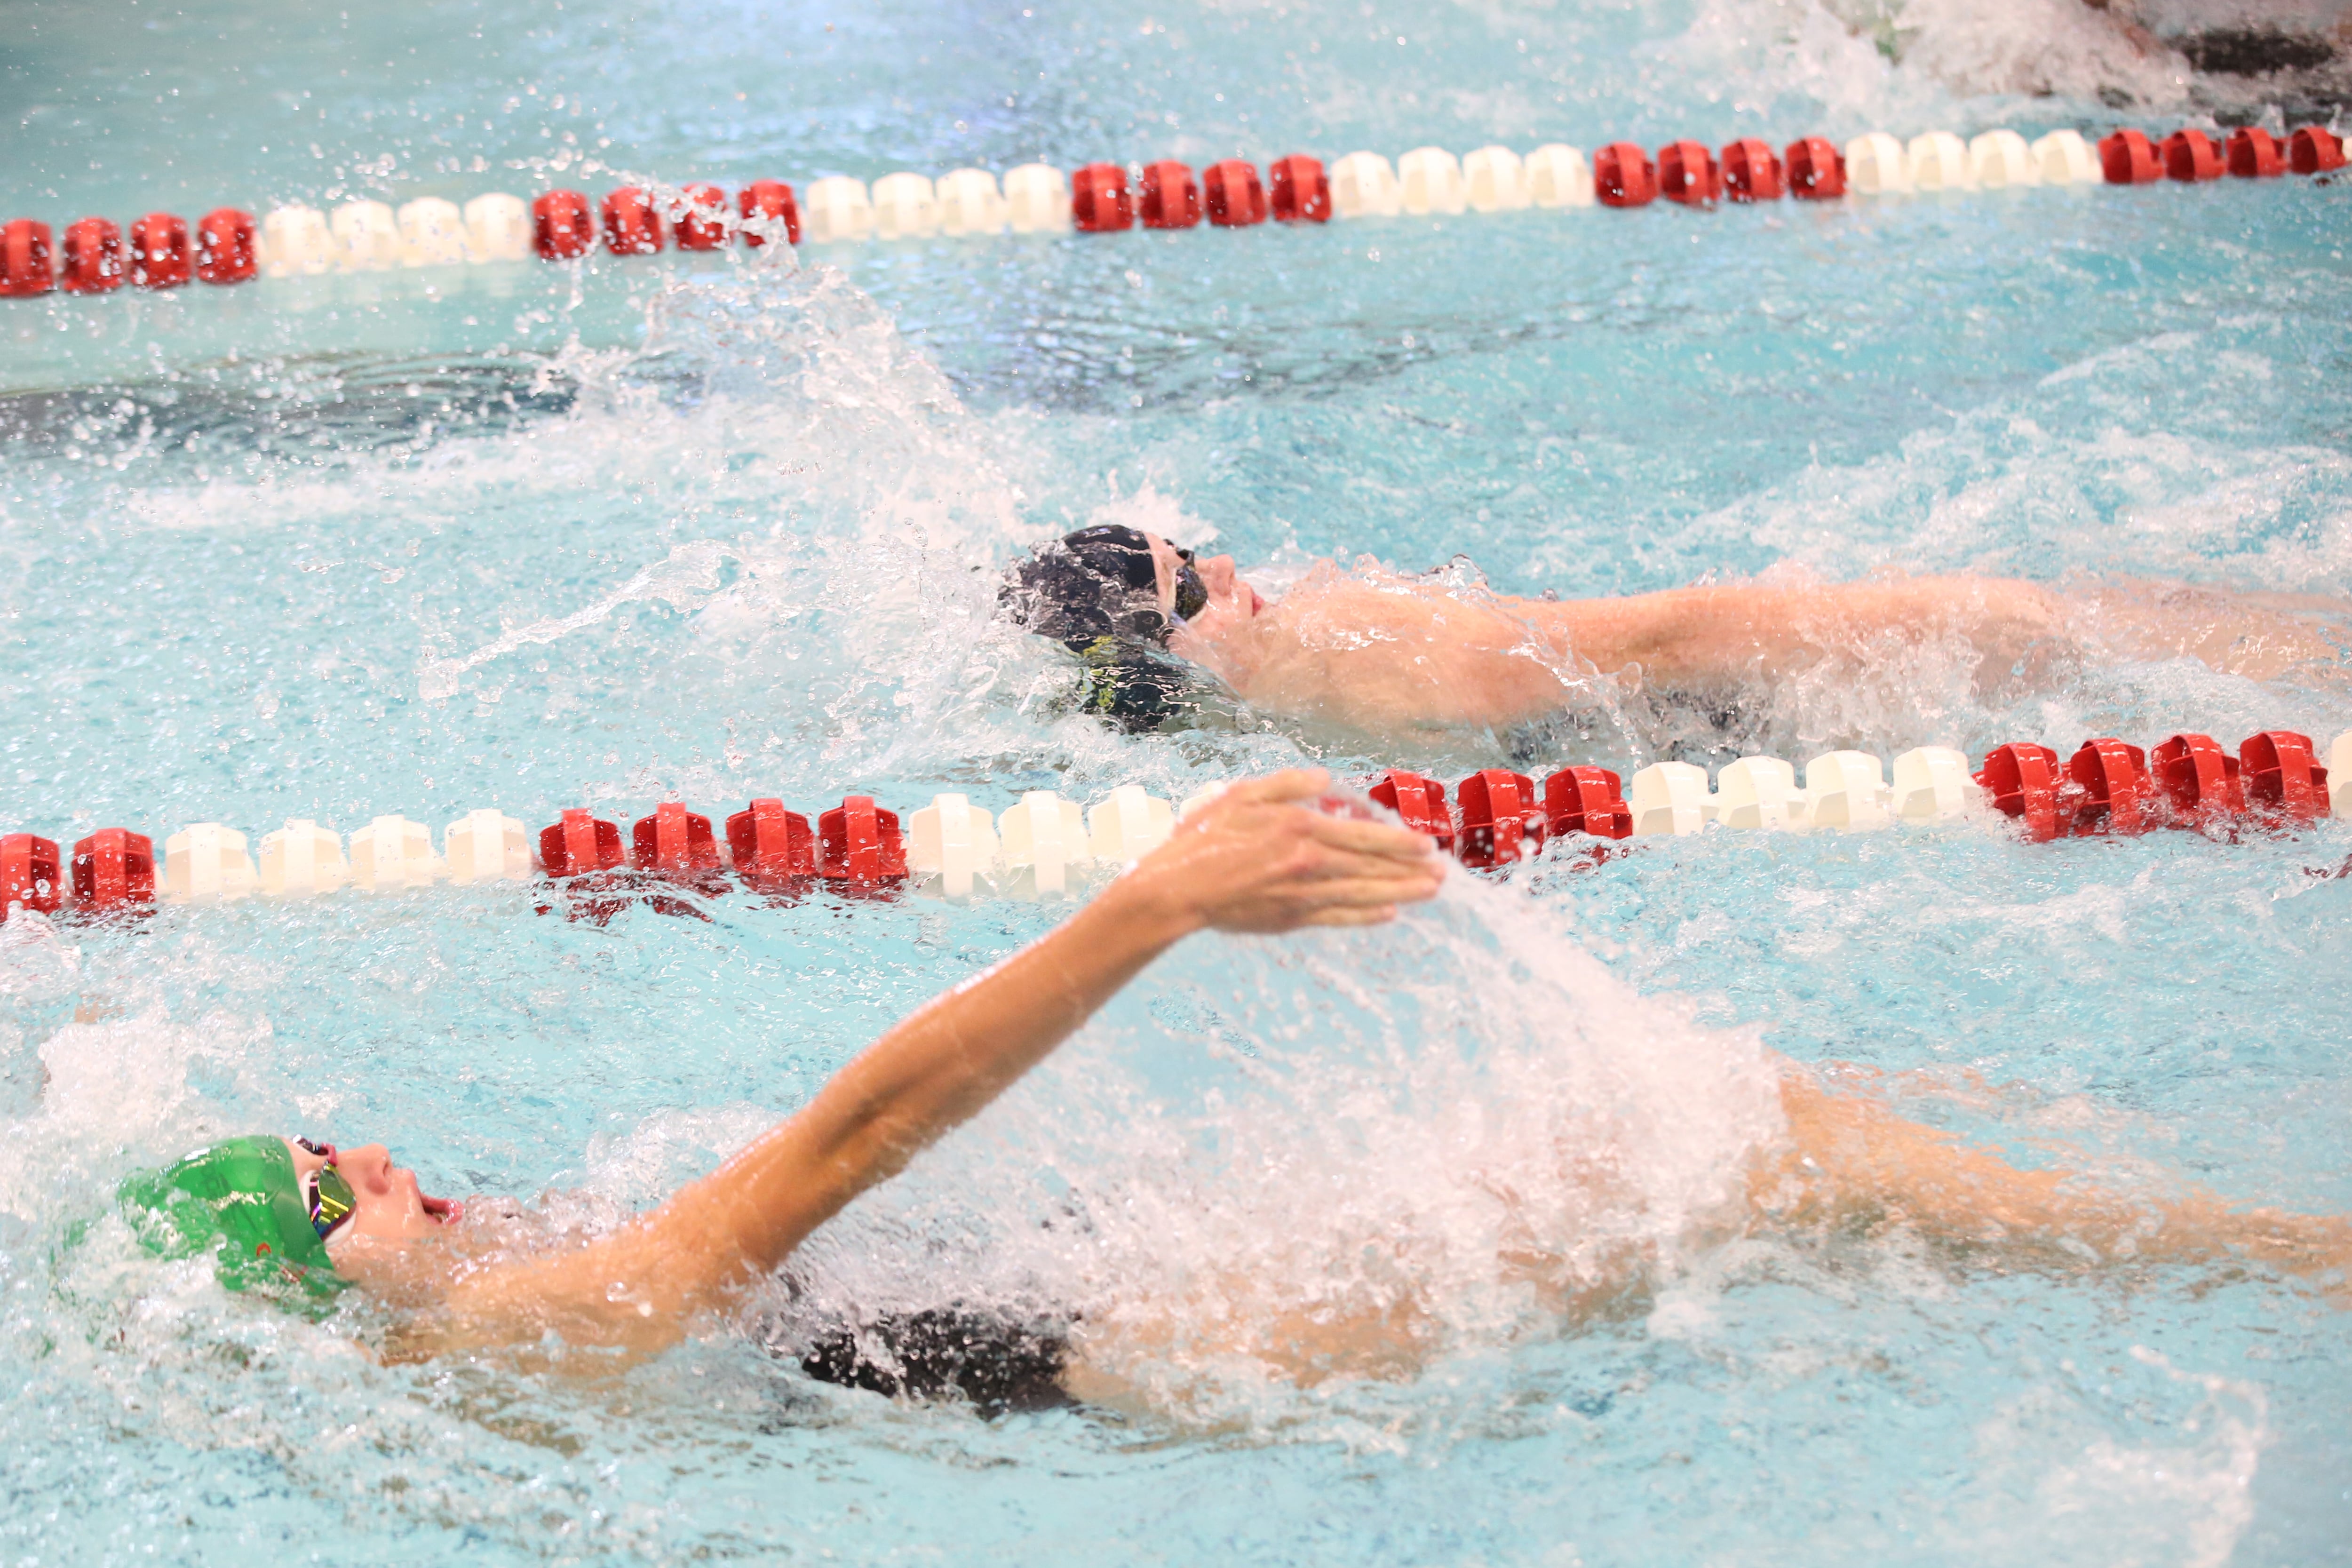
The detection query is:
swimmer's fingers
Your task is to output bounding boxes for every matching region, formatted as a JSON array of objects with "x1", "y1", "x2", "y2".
[
  {"x1": 1202, "y1": 770, "x2": 1440, "y2": 865},
  {"x1": 1298, "y1": 904, "x2": 1400, "y2": 929},
  {"x1": 1215, "y1": 768, "x2": 1333, "y2": 807},
  {"x1": 1232, "y1": 867, "x2": 1442, "y2": 933},
  {"x1": 1297, "y1": 810, "x2": 1443, "y2": 865}
]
